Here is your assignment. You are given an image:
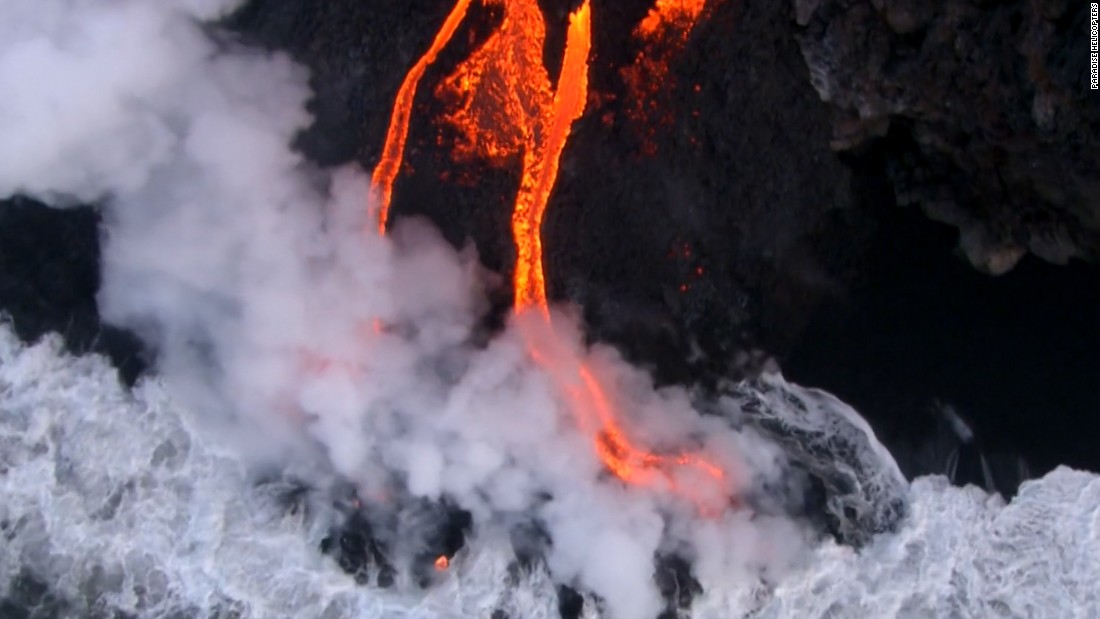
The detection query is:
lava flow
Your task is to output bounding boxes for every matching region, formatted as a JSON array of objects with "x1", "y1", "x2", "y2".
[
  {"x1": 371, "y1": 0, "x2": 731, "y2": 511},
  {"x1": 369, "y1": 0, "x2": 472, "y2": 235},
  {"x1": 509, "y1": 0, "x2": 591, "y2": 312}
]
